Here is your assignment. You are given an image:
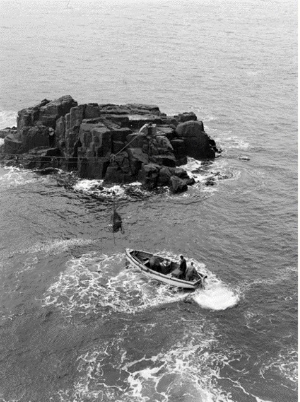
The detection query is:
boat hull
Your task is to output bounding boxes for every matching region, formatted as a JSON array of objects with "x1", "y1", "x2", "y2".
[{"x1": 125, "y1": 249, "x2": 202, "y2": 290}]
